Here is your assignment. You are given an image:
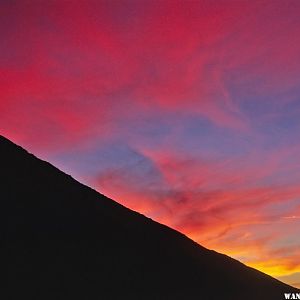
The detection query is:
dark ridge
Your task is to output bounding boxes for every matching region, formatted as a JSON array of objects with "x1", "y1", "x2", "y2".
[{"x1": 1, "y1": 135, "x2": 298, "y2": 299}]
